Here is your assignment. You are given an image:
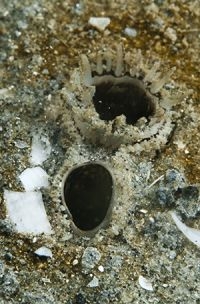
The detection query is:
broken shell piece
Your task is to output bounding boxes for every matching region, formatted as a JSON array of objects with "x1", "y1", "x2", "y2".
[
  {"x1": 4, "y1": 190, "x2": 52, "y2": 235},
  {"x1": 138, "y1": 275, "x2": 154, "y2": 291},
  {"x1": 62, "y1": 162, "x2": 114, "y2": 236},
  {"x1": 19, "y1": 167, "x2": 49, "y2": 191},
  {"x1": 171, "y1": 211, "x2": 200, "y2": 247},
  {"x1": 34, "y1": 246, "x2": 52, "y2": 258},
  {"x1": 88, "y1": 17, "x2": 110, "y2": 31},
  {"x1": 87, "y1": 276, "x2": 99, "y2": 288}
]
